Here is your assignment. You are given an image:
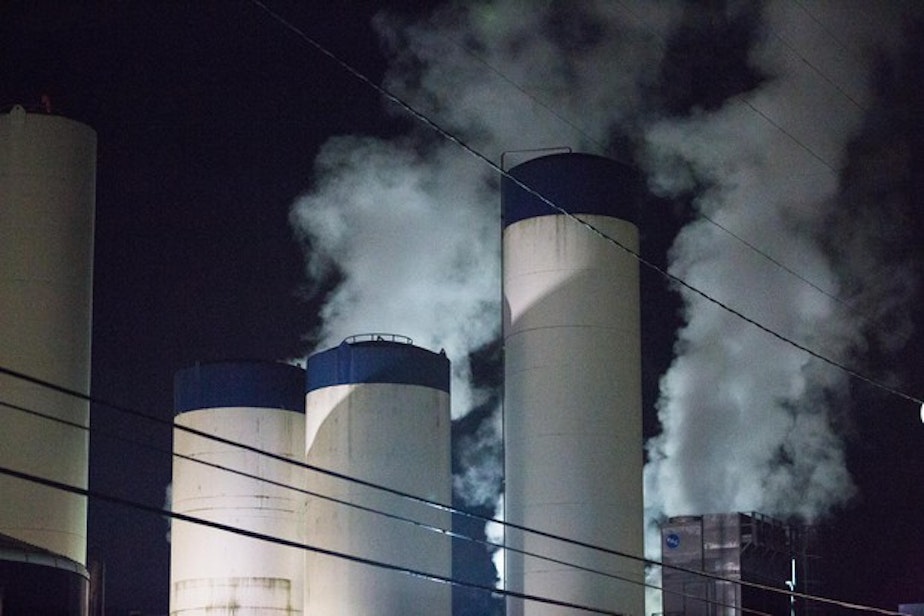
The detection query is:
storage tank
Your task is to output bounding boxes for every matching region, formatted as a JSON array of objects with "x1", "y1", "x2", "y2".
[
  {"x1": 170, "y1": 361, "x2": 306, "y2": 616},
  {"x1": 502, "y1": 153, "x2": 645, "y2": 615},
  {"x1": 304, "y1": 334, "x2": 451, "y2": 615},
  {"x1": 0, "y1": 105, "x2": 96, "y2": 568}
]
